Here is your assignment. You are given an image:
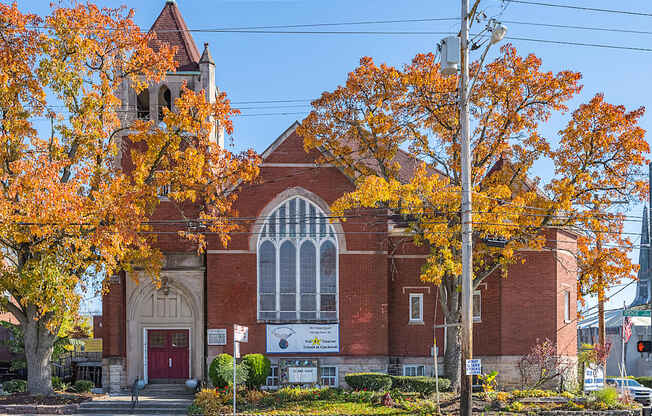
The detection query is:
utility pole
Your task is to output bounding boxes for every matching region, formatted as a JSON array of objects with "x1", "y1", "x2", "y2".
[{"x1": 459, "y1": 0, "x2": 473, "y2": 414}]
